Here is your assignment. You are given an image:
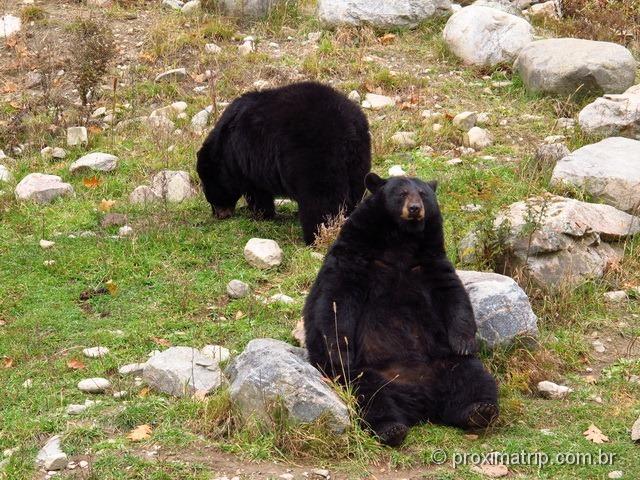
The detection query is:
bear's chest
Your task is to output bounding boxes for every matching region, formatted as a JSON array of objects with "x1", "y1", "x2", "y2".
[{"x1": 354, "y1": 255, "x2": 448, "y2": 365}]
